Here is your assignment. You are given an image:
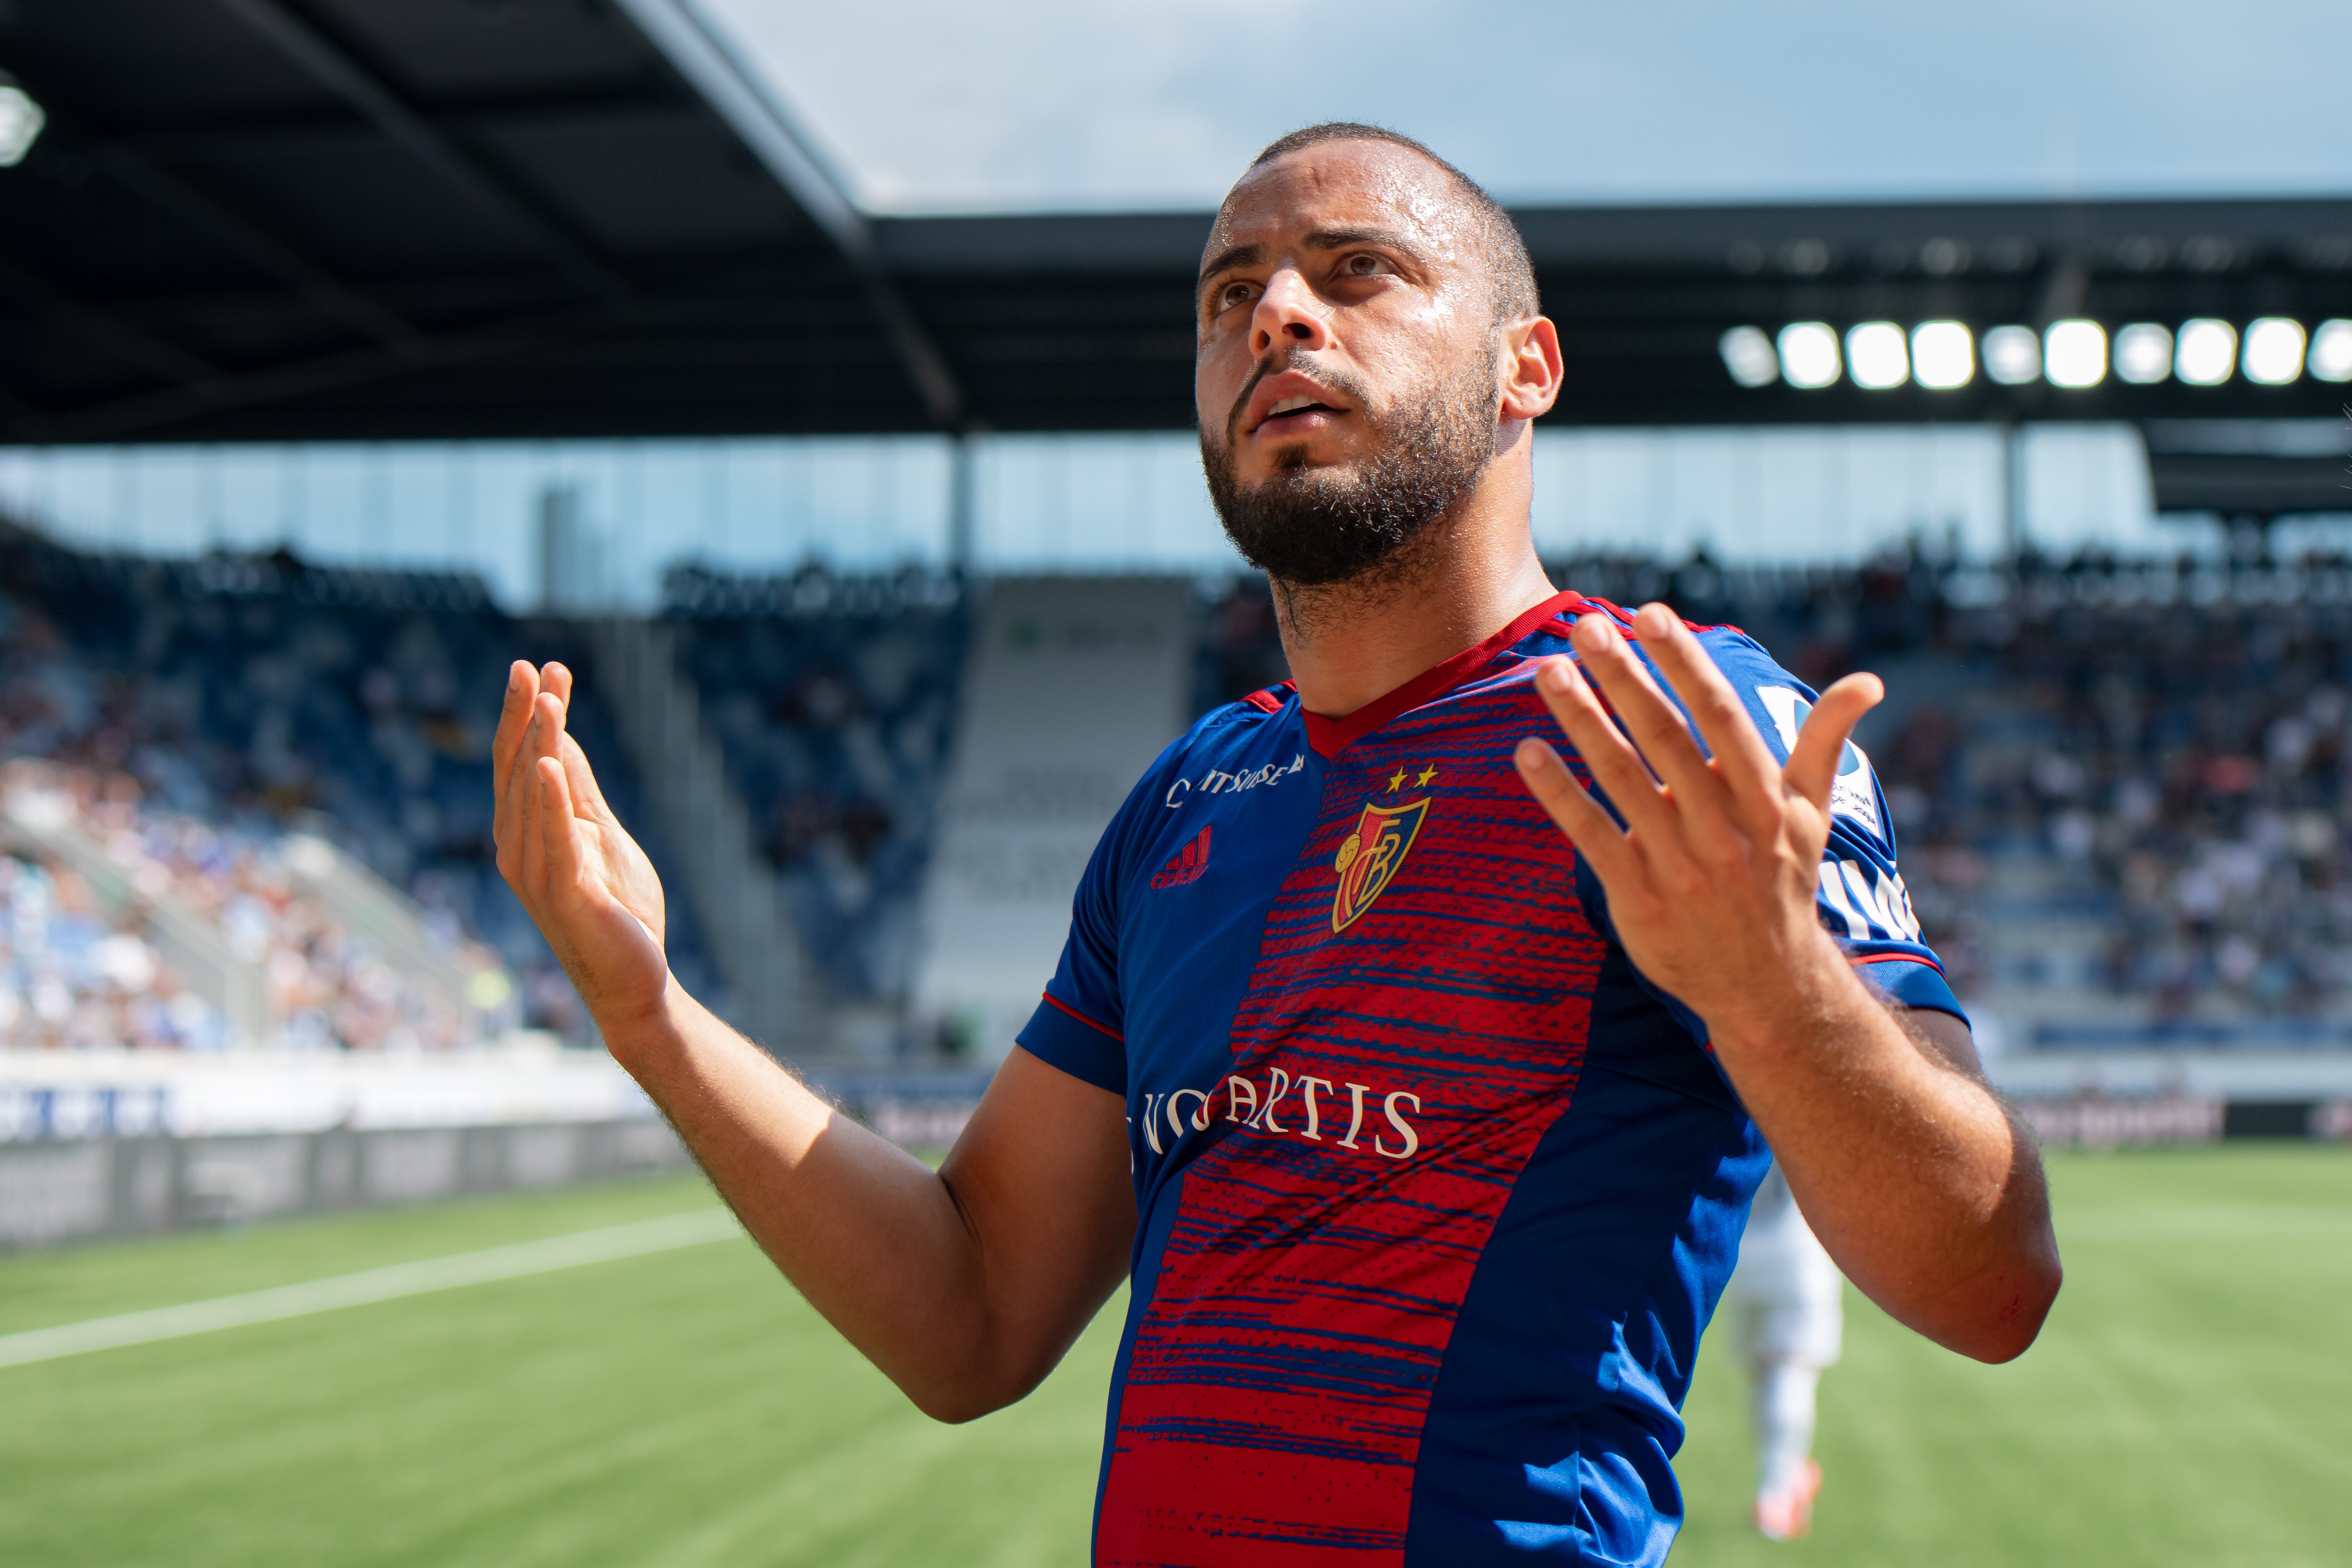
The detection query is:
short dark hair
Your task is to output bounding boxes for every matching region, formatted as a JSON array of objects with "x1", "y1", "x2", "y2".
[{"x1": 1248, "y1": 123, "x2": 1539, "y2": 327}]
